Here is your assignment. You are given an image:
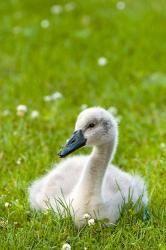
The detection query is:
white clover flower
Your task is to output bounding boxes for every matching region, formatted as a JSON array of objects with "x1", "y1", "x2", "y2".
[
  {"x1": 51, "y1": 5, "x2": 63, "y2": 14},
  {"x1": 44, "y1": 92, "x2": 63, "y2": 102},
  {"x1": 2, "y1": 110, "x2": 10, "y2": 116},
  {"x1": 61, "y1": 243, "x2": 71, "y2": 250},
  {"x1": 116, "y1": 1, "x2": 126, "y2": 10},
  {"x1": 43, "y1": 95, "x2": 52, "y2": 102},
  {"x1": 16, "y1": 105, "x2": 28, "y2": 117},
  {"x1": 81, "y1": 104, "x2": 88, "y2": 110},
  {"x1": 0, "y1": 194, "x2": 6, "y2": 199},
  {"x1": 64, "y1": 2, "x2": 76, "y2": 12},
  {"x1": 83, "y1": 213, "x2": 91, "y2": 220},
  {"x1": 98, "y1": 57, "x2": 108, "y2": 66},
  {"x1": 17, "y1": 105, "x2": 27, "y2": 112},
  {"x1": 16, "y1": 156, "x2": 26, "y2": 165},
  {"x1": 31, "y1": 110, "x2": 39, "y2": 119},
  {"x1": 51, "y1": 92, "x2": 63, "y2": 100},
  {"x1": 160, "y1": 143, "x2": 166, "y2": 149},
  {"x1": 88, "y1": 218, "x2": 95, "y2": 226},
  {"x1": 16, "y1": 158, "x2": 22, "y2": 165},
  {"x1": 40, "y1": 19, "x2": 50, "y2": 29},
  {"x1": 108, "y1": 107, "x2": 118, "y2": 115},
  {"x1": 5, "y1": 202, "x2": 10, "y2": 208}
]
